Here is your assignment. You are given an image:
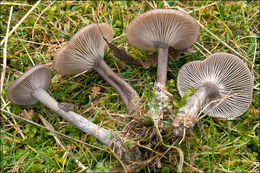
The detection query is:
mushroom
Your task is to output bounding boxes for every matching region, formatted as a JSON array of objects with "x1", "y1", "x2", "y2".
[
  {"x1": 125, "y1": 9, "x2": 200, "y2": 126},
  {"x1": 7, "y1": 64, "x2": 128, "y2": 160},
  {"x1": 173, "y1": 53, "x2": 254, "y2": 136},
  {"x1": 126, "y1": 9, "x2": 200, "y2": 90},
  {"x1": 53, "y1": 23, "x2": 140, "y2": 114}
]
